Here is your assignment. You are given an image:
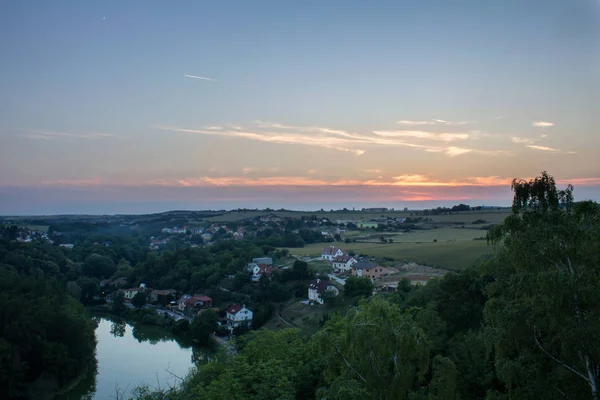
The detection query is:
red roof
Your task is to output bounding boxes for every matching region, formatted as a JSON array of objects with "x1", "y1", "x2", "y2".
[
  {"x1": 255, "y1": 264, "x2": 274, "y2": 275},
  {"x1": 322, "y1": 246, "x2": 342, "y2": 255},
  {"x1": 198, "y1": 295, "x2": 212, "y2": 302},
  {"x1": 308, "y1": 279, "x2": 334, "y2": 294},
  {"x1": 185, "y1": 296, "x2": 203, "y2": 306},
  {"x1": 227, "y1": 304, "x2": 243, "y2": 314}
]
